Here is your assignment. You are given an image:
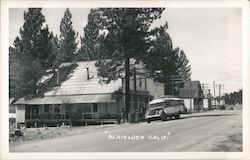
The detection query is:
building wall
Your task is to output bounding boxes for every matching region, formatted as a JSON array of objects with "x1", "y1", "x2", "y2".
[
  {"x1": 184, "y1": 99, "x2": 194, "y2": 111},
  {"x1": 203, "y1": 99, "x2": 212, "y2": 110},
  {"x1": 146, "y1": 78, "x2": 164, "y2": 99},
  {"x1": 16, "y1": 105, "x2": 25, "y2": 123},
  {"x1": 122, "y1": 77, "x2": 164, "y2": 99}
]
